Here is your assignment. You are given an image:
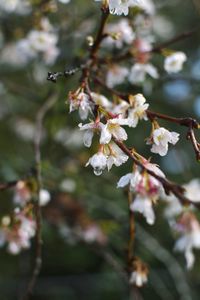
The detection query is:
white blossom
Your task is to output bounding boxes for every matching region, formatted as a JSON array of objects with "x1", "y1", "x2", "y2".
[
  {"x1": 174, "y1": 212, "x2": 200, "y2": 269},
  {"x1": 129, "y1": 63, "x2": 159, "y2": 84},
  {"x1": 106, "y1": 143, "x2": 128, "y2": 170},
  {"x1": 144, "y1": 160, "x2": 165, "y2": 178},
  {"x1": 164, "y1": 52, "x2": 187, "y2": 74},
  {"x1": 69, "y1": 91, "x2": 92, "y2": 120},
  {"x1": 100, "y1": 118, "x2": 128, "y2": 144},
  {"x1": 112, "y1": 100, "x2": 129, "y2": 116},
  {"x1": 5, "y1": 213, "x2": 36, "y2": 255},
  {"x1": 91, "y1": 92, "x2": 112, "y2": 109},
  {"x1": 95, "y1": 0, "x2": 141, "y2": 16},
  {"x1": 130, "y1": 270, "x2": 148, "y2": 287},
  {"x1": 130, "y1": 195, "x2": 155, "y2": 225},
  {"x1": 39, "y1": 189, "x2": 51, "y2": 206},
  {"x1": 183, "y1": 179, "x2": 200, "y2": 203},
  {"x1": 148, "y1": 127, "x2": 180, "y2": 156},
  {"x1": 118, "y1": 165, "x2": 163, "y2": 224},
  {"x1": 117, "y1": 170, "x2": 141, "y2": 190},
  {"x1": 163, "y1": 193, "x2": 183, "y2": 220},
  {"x1": 0, "y1": 0, "x2": 31, "y2": 14},
  {"x1": 127, "y1": 94, "x2": 149, "y2": 127},
  {"x1": 86, "y1": 152, "x2": 107, "y2": 176},
  {"x1": 79, "y1": 121, "x2": 103, "y2": 147},
  {"x1": 13, "y1": 181, "x2": 31, "y2": 206},
  {"x1": 106, "y1": 65, "x2": 129, "y2": 88},
  {"x1": 104, "y1": 19, "x2": 135, "y2": 48},
  {"x1": 131, "y1": 0, "x2": 155, "y2": 15}
]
